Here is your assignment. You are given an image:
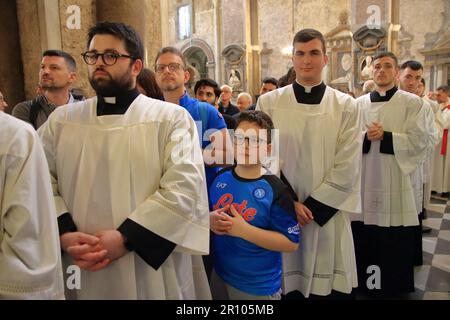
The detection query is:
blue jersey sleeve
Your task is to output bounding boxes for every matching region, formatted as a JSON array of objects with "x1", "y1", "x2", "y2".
[
  {"x1": 263, "y1": 176, "x2": 300, "y2": 243},
  {"x1": 202, "y1": 103, "x2": 227, "y2": 149},
  {"x1": 207, "y1": 104, "x2": 227, "y2": 131}
]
